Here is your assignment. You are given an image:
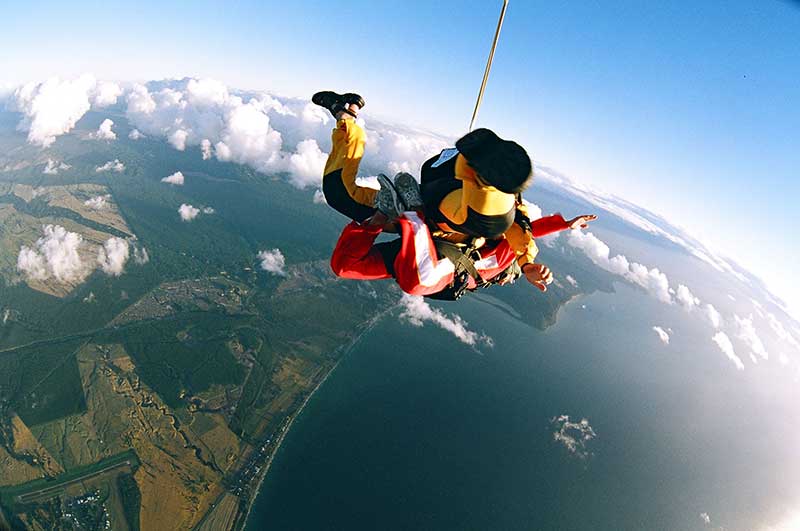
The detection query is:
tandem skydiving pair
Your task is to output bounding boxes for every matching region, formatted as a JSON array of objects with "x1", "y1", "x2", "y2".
[{"x1": 312, "y1": 90, "x2": 597, "y2": 301}]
